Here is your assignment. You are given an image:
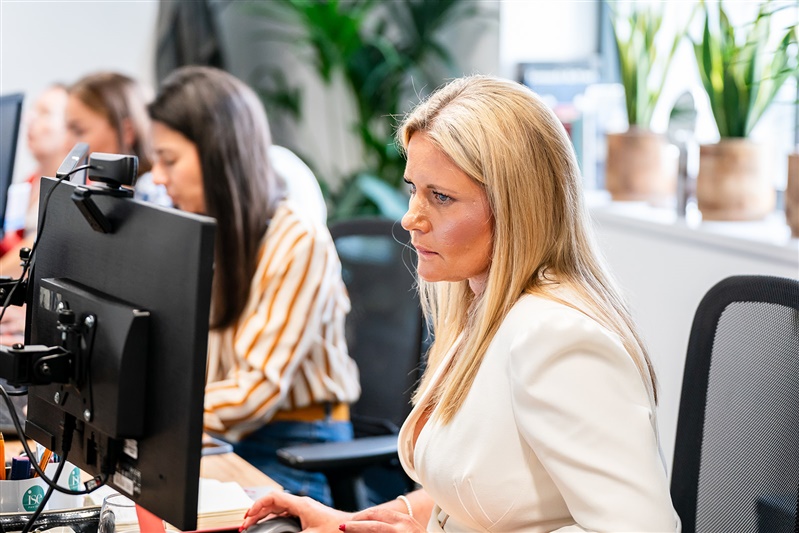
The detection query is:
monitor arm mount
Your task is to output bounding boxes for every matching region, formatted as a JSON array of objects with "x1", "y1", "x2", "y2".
[{"x1": 0, "y1": 306, "x2": 94, "y2": 388}]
